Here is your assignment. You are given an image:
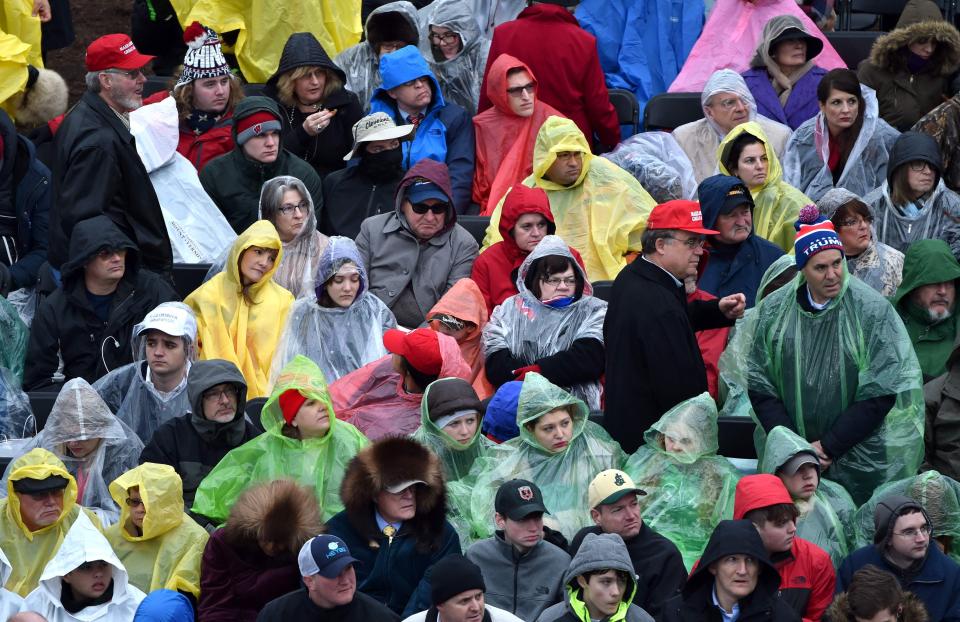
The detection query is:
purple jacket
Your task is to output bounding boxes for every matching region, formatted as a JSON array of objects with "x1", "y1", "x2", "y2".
[{"x1": 742, "y1": 66, "x2": 827, "y2": 130}]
